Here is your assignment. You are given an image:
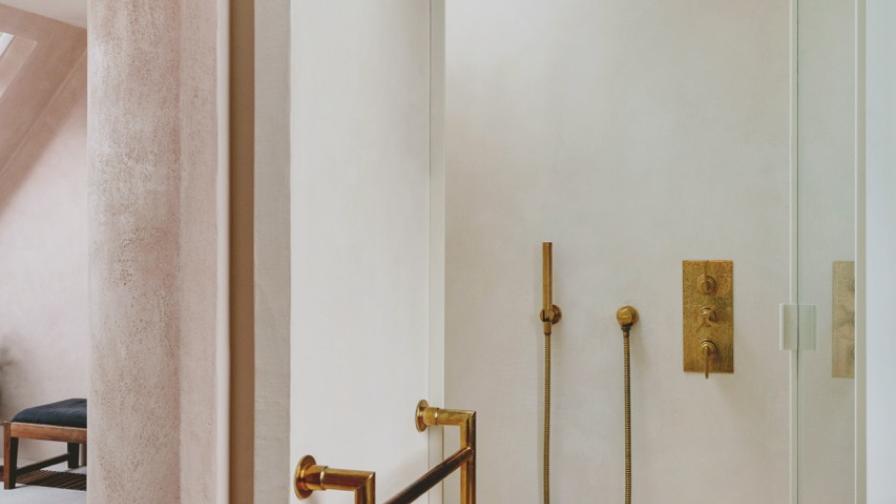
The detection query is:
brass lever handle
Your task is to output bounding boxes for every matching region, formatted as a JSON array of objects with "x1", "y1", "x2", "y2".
[{"x1": 700, "y1": 340, "x2": 718, "y2": 379}]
